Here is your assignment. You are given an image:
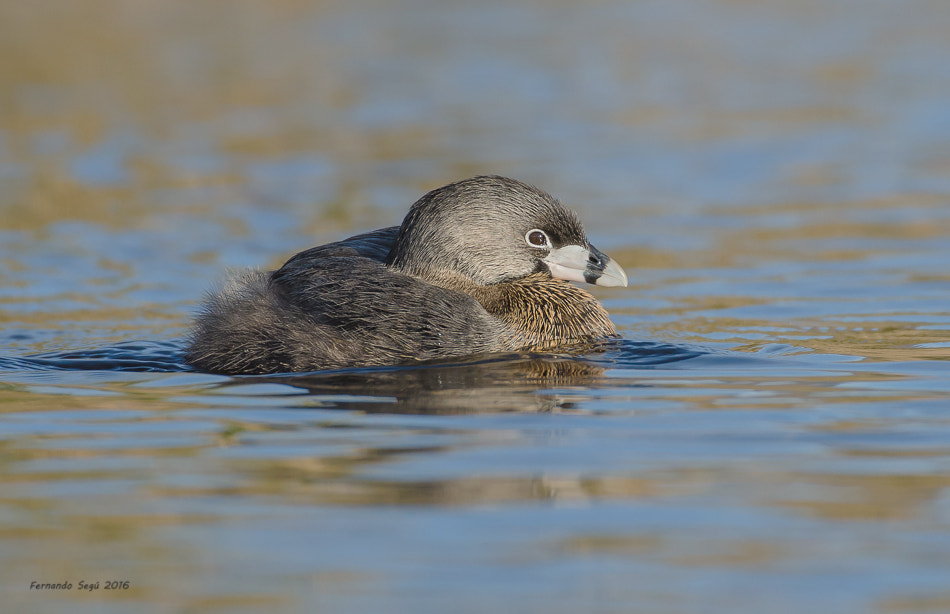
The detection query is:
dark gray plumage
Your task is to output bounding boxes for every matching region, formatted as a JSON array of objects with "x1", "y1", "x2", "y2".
[{"x1": 185, "y1": 175, "x2": 627, "y2": 374}]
